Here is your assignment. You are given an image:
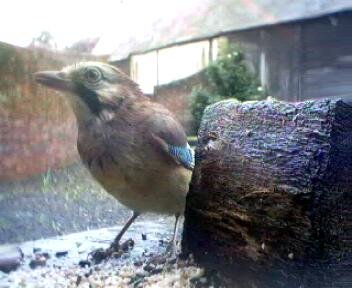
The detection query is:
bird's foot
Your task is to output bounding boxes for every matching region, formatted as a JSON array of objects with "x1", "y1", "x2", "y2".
[
  {"x1": 146, "y1": 253, "x2": 177, "y2": 266},
  {"x1": 88, "y1": 238, "x2": 134, "y2": 264},
  {"x1": 88, "y1": 248, "x2": 110, "y2": 264},
  {"x1": 145, "y1": 242, "x2": 178, "y2": 266}
]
